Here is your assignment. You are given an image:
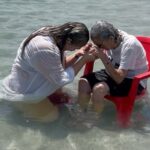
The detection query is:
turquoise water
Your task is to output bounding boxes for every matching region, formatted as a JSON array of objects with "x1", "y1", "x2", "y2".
[{"x1": 0, "y1": 0, "x2": 150, "y2": 150}]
